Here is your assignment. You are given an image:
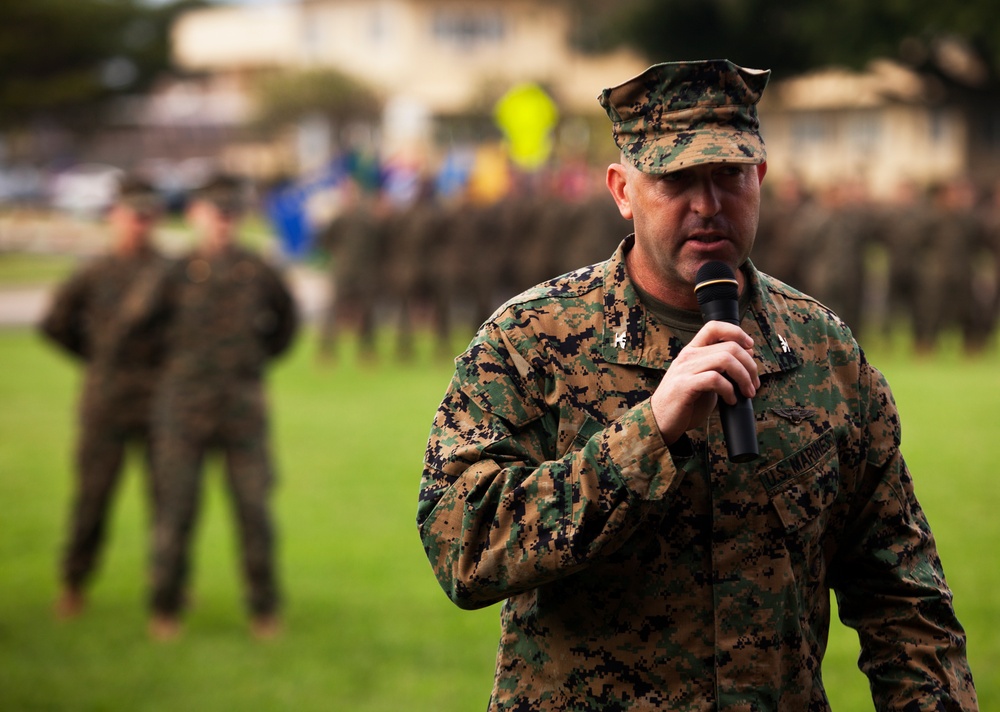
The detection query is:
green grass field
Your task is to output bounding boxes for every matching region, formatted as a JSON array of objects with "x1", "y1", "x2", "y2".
[
  {"x1": 0, "y1": 253, "x2": 79, "y2": 286},
  {"x1": 0, "y1": 326, "x2": 996, "y2": 711}
]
